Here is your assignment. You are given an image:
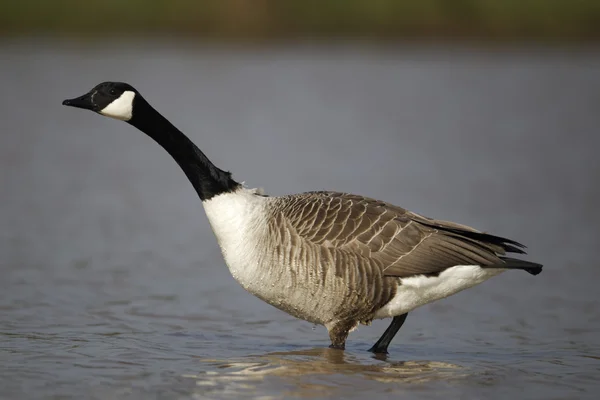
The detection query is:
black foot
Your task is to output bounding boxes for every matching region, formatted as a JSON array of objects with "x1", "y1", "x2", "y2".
[
  {"x1": 329, "y1": 344, "x2": 345, "y2": 350},
  {"x1": 368, "y1": 313, "x2": 408, "y2": 354},
  {"x1": 367, "y1": 345, "x2": 388, "y2": 354}
]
